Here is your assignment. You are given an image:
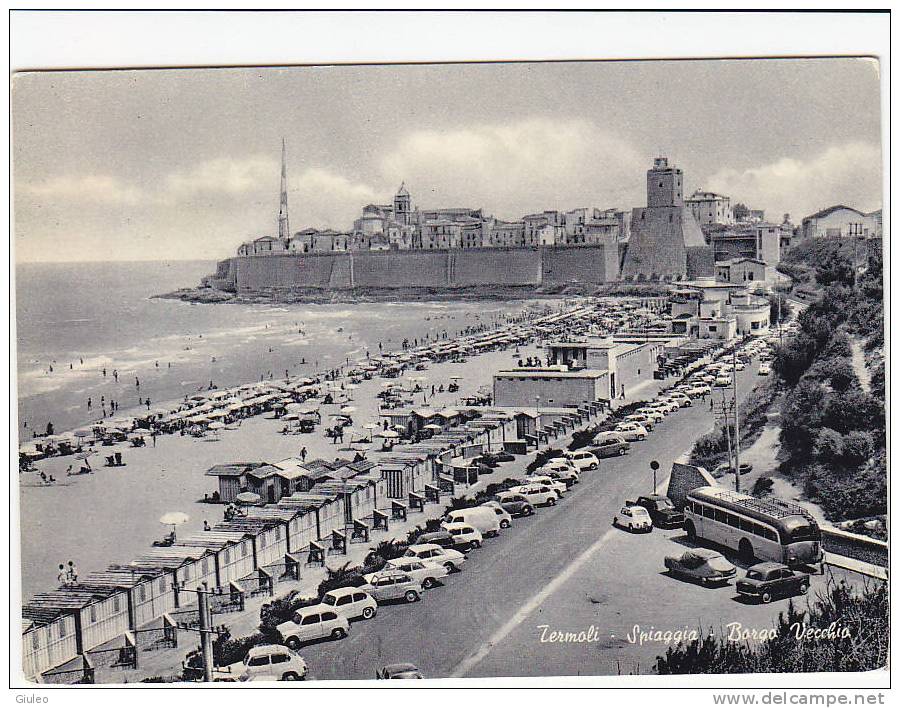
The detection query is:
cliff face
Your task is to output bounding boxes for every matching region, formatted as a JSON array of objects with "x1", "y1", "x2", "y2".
[{"x1": 210, "y1": 244, "x2": 621, "y2": 293}]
